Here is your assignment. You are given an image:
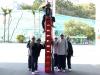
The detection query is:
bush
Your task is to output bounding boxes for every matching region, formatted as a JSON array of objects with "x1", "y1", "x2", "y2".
[{"x1": 16, "y1": 34, "x2": 25, "y2": 43}]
